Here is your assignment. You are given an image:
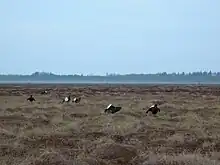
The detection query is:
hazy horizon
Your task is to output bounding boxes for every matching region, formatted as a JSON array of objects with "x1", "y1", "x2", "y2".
[{"x1": 1, "y1": 0, "x2": 219, "y2": 75}]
